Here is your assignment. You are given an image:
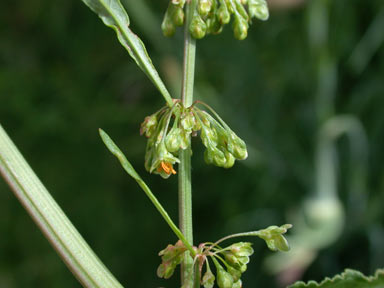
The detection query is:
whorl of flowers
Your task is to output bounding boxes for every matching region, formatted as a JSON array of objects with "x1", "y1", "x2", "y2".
[
  {"x1": 140, "y1": 100, "x2": 248, "y2": 178},
  {"x1": 157, "y1": 225, "x2": 292, "y2": 288},
  {"x1": 162, "y1": 0, "x2": 269, "y2": 40}
]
